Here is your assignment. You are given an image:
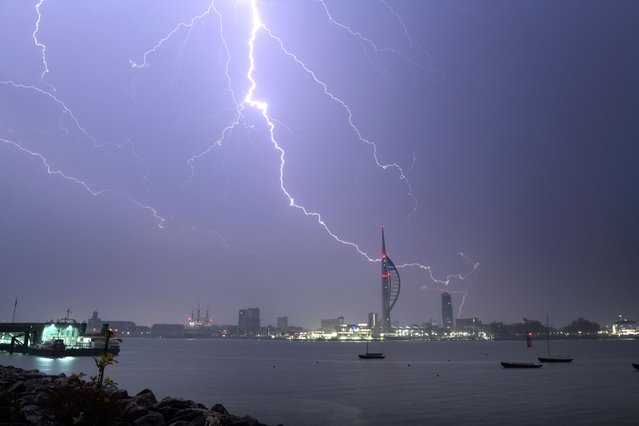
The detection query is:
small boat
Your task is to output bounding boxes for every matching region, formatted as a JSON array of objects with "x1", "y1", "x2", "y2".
[
  {"x1": 538, "y1": 315, "x2": 573, "y2": 363},
  {"x1": 359, "y1": 341, "x2": 385, "y2": 359},
  {"x1": 501, "y1": 361, "x2": 543, "y2": 368},
  {"x1": 633, "y1": 363, "x2": 639, "y2": 370},
  {"x1": 538, "y1": 355, "x2": 573, "y2": 363}
]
